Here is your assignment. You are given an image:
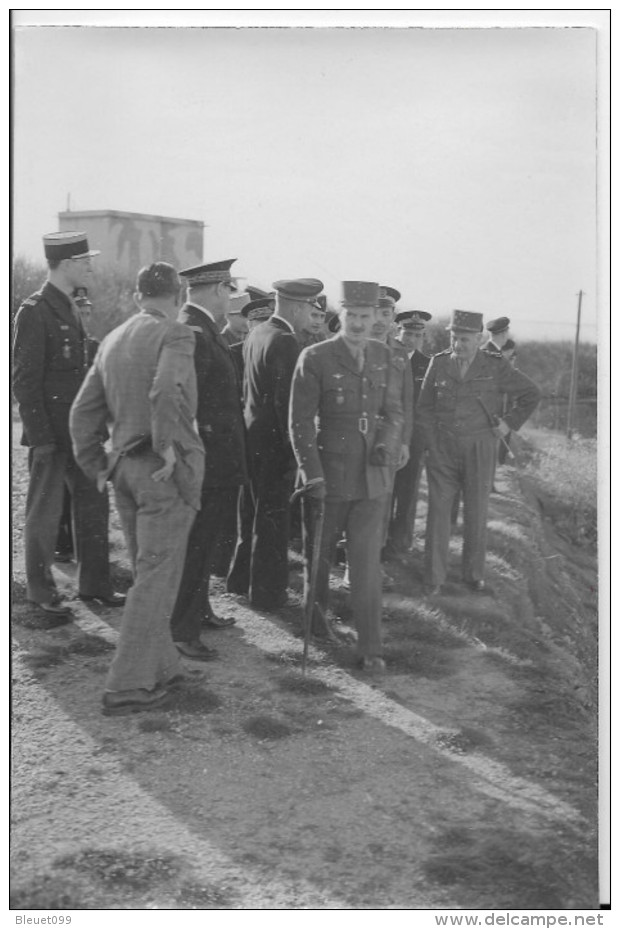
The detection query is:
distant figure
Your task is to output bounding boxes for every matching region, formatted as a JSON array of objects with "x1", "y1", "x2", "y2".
[
  {"x1": 70, "y1": 262, "x2": 205, "y2": 715},
  {"x1": 484, "y1": 316, "x2": 511, "y2": 355},
  {"x1": 221, "y1": 292, "x2": 250, "y2": 347},
  {"x1": 13, "y1": 231, "x2": 122, "y2": 623},
  {"x1": 497, "y1": 339, "x2": 518, "y2": 465},
  {"x1": 389, "y1": 308, "x2": 432, "y2": 552},
  {"x1": 417, "y1": 310, "x2": 540, "y2": 595}
]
